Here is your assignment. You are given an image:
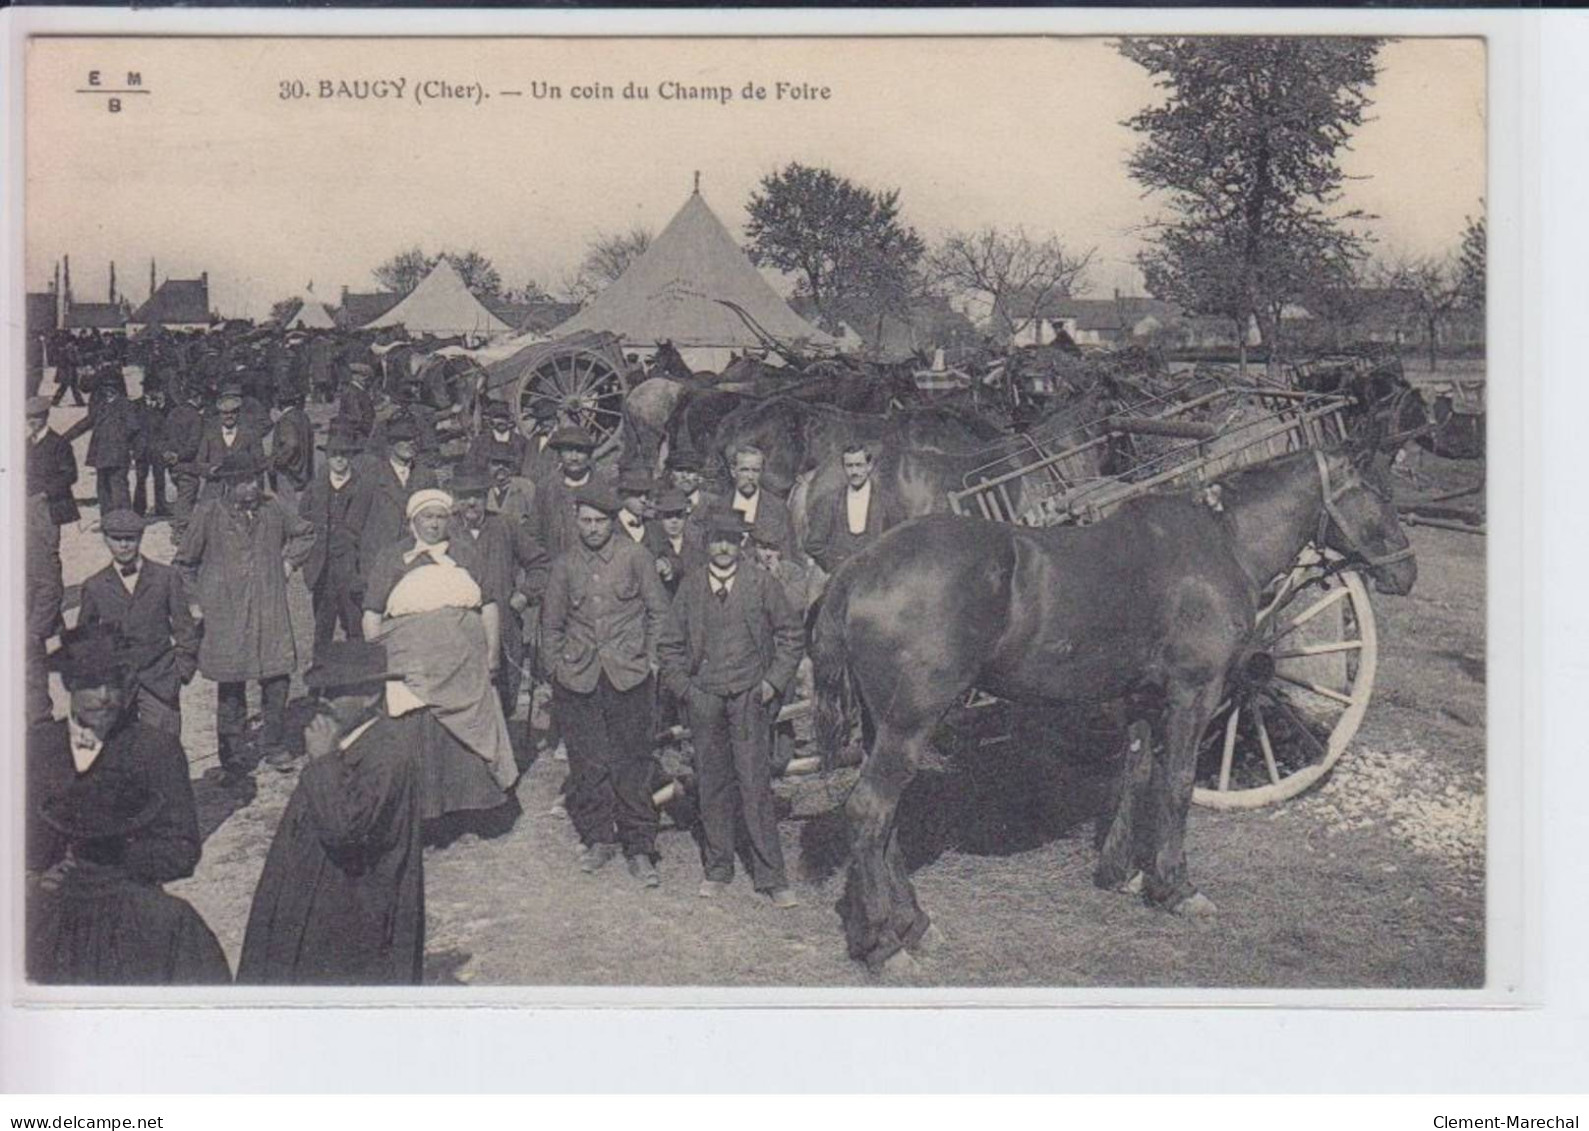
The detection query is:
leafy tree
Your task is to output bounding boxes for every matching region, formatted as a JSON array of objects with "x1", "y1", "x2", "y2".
[
  {"x1": 744, "y1": 162, "x2": 925, "y2": 328},
  {"x1": 1119, "y1": 36, "x2": 1382, "y2": 372},
  {"x1": 929, "y1": 226, "x2": 1096, "y2": 343},
  {"x1": 372, "y1": 247, "x2": 503, "y2": 297},
  {"x1": 268, "y1": 297, "x2": 302, "y2": 325},
  {"x1": 1457, "y1": 209, "x2": 1485, "y2": 310},
  {"x1": 373, "y1": 247, "x2": 433, "y2": 295},
  {"x1": 564, "y1": 227, "x2": 652, "y2": 304}
]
